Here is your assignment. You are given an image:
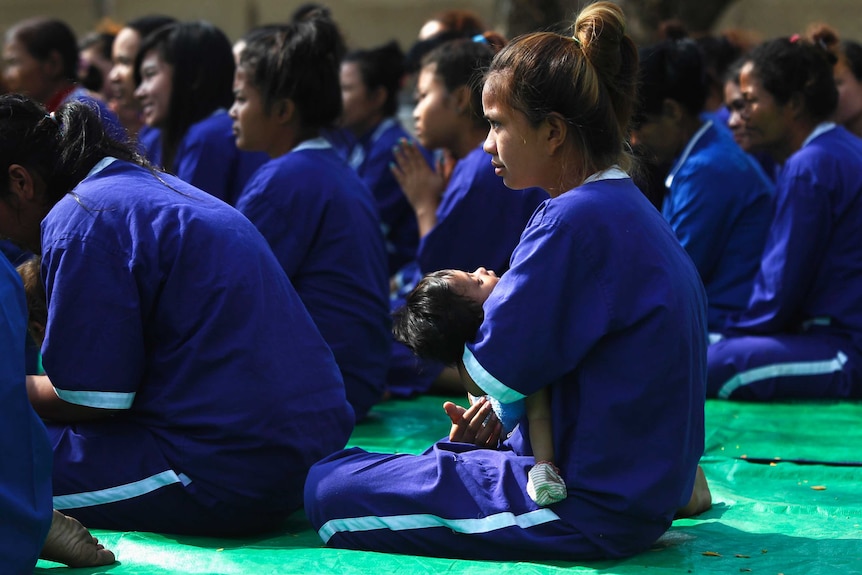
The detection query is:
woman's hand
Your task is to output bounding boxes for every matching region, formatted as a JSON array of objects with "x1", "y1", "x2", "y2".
[
  {"x1": 443, "y1": 396, "x2": 502, "y2": 448},
  {"x1": 391, "y1": 139, "x2": 446, "y2": 237}
]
